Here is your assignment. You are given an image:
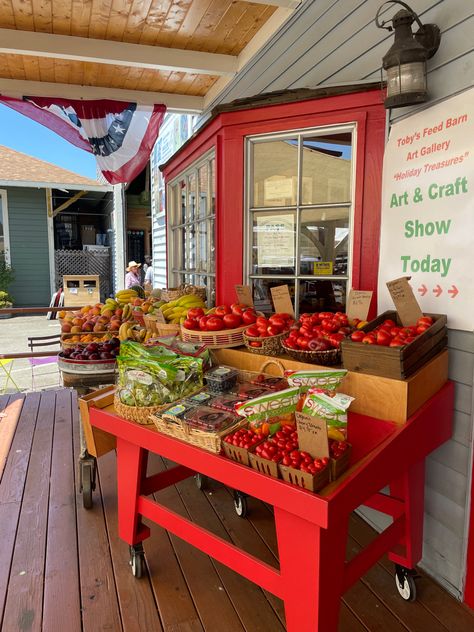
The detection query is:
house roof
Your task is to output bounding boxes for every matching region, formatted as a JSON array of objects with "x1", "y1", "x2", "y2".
[{"x1": 0, "y1": 144, "x2": 102, "y2": 188}]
